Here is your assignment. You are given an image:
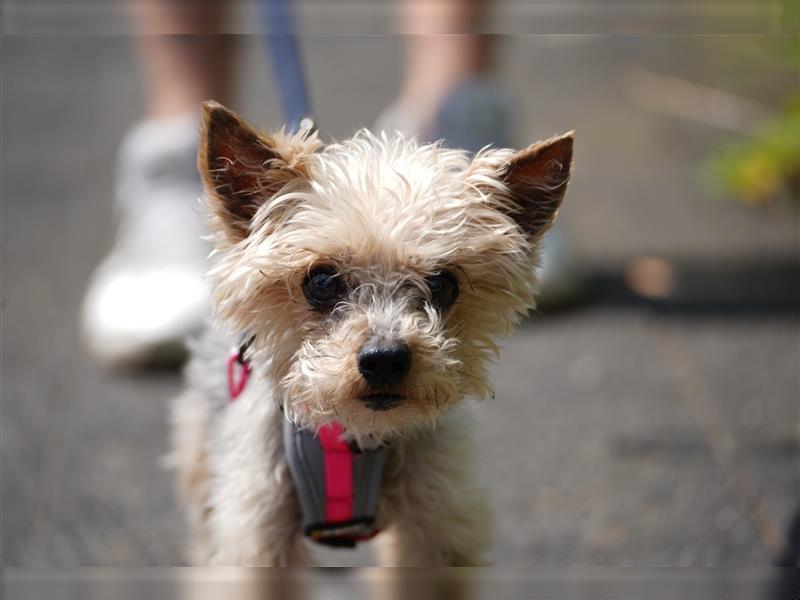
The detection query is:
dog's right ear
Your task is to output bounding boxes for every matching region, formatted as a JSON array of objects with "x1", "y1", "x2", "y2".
[
  {"x1": 199, "y1": 101, "x2": 314, "y2": 243},
  {"x1": 497, "y1": 132, "x2": 574, "y2": 241}
]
